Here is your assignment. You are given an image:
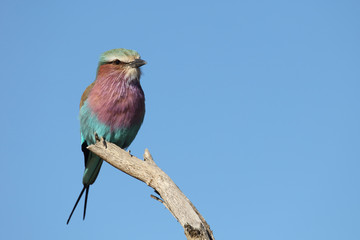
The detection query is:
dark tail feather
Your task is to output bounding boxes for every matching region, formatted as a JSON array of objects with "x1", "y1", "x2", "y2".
[
  {"x1": 83, "y1": 186, "x2": 90, "y2": 220},
  {"x1": 67, "y1": 186, "x2": 86, "y2": 224}
]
